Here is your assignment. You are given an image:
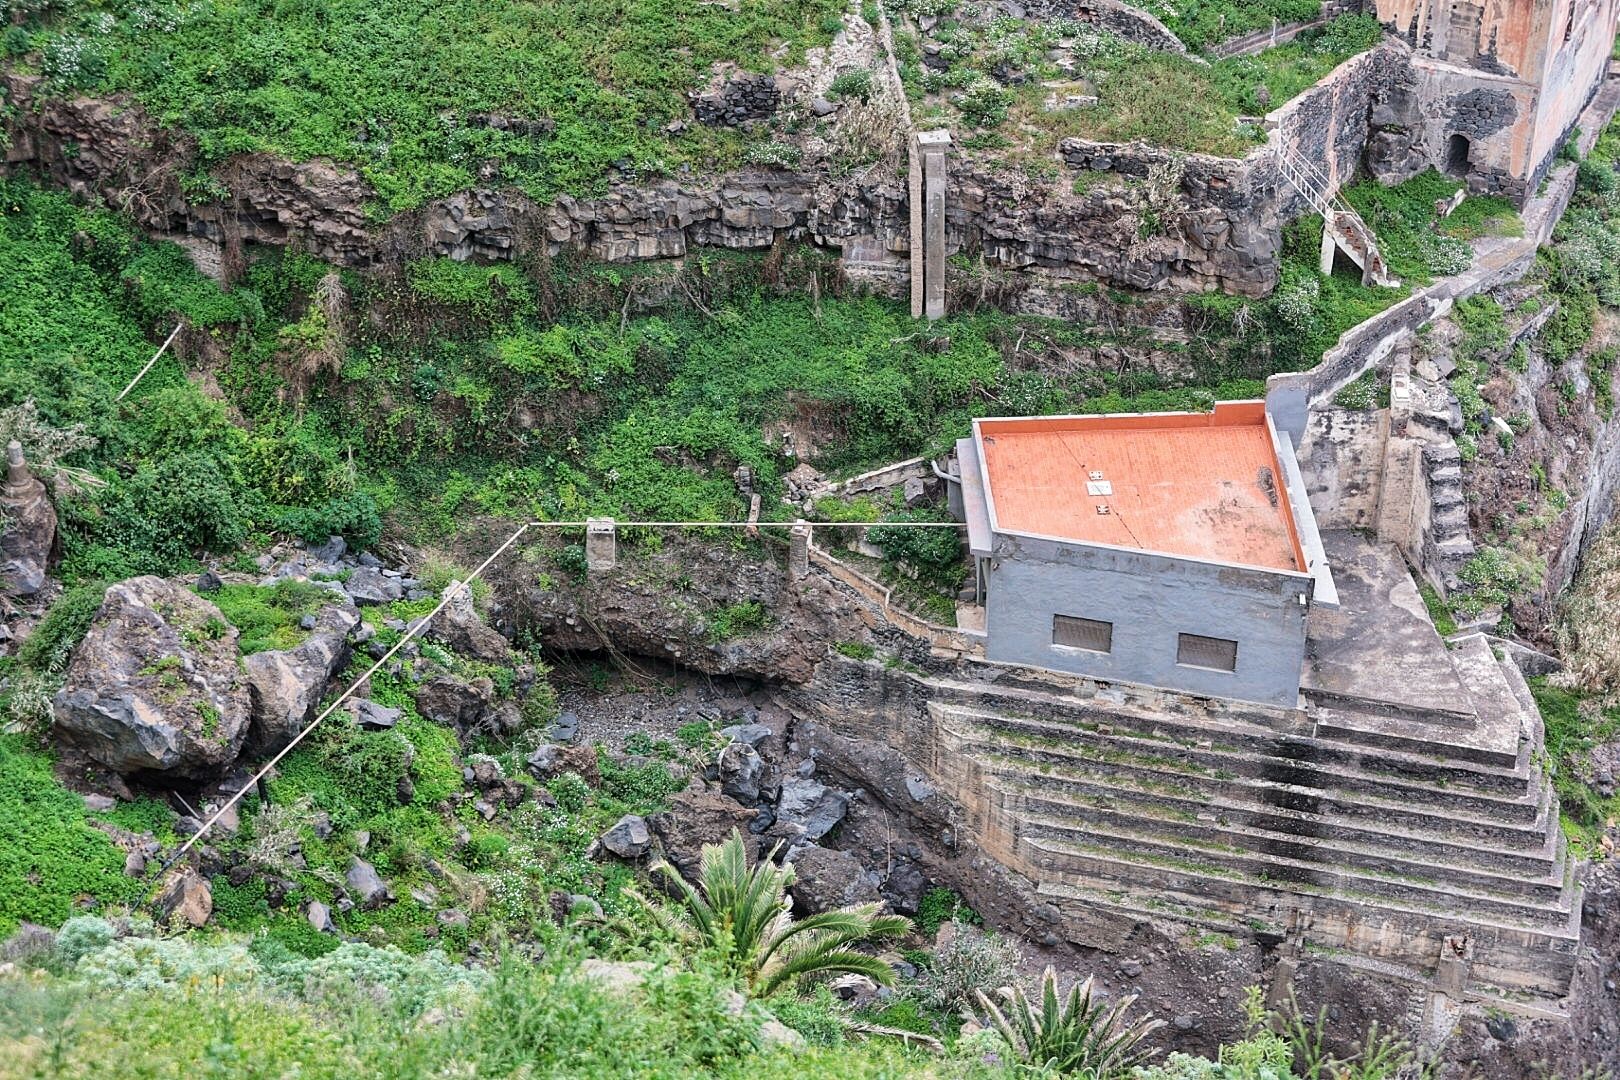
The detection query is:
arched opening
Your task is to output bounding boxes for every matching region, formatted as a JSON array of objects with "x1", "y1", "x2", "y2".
[{"x1": 1445, "y1": 133, "x2": 1472, "y2": 178}]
